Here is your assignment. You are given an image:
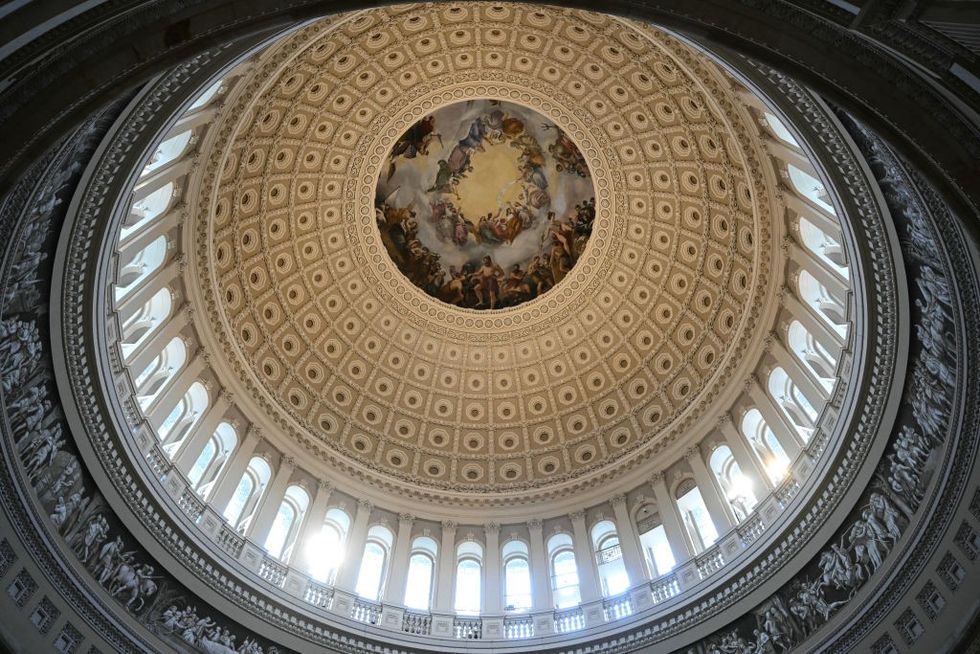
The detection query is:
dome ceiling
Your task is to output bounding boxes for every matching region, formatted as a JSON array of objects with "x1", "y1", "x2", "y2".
[{"x1": 192, "y1": 4, "x2": 778, "y2": 503}]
